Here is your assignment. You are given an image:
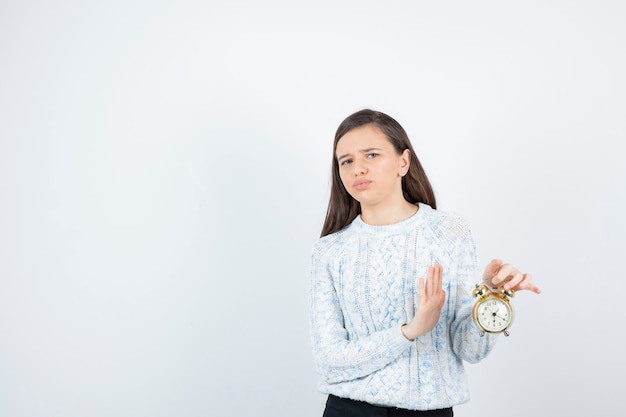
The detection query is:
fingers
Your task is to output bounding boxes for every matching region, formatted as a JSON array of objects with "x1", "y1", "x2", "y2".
[
  {"x1": 434, "y1": 262, "x2": 443, "y2": 290},
  {"x1": 490, "y1": 264, "x2": 541, "y2": 294},
  {"x1": 420, "y1": 262, "x2": 444, "y2": 297},
  {"x1": 425, "y1": 266, "x2": 433, "y2": 296},
  {"x1": 483, "y1": 259, "x2": 502, "y2": 287},
  {"x1": 420, "y1": 262, "x2": 443, "y2": 298},
  {"x1": 411, "y1": 263, "x2": 447, "y2": 338},
  {"x1": 434, "y1": 263, "x2": 446, "y2": 308},
  {"x1": 424, "y1": 262, "x2": 444, "y2": 297},
  {"x1": 487, "y1": 262, "x2": 516, "y2": 288},
  {"x1": 482, "y1": 259, "x2": 502, "y2": 280},
  {"x1": 517, "y1": 273, "x2": 542, "y2": 294},
  {"x1": 438, "y1": 289, "x2": 446, "y2": 308},
  {"x1": 487, "y1": 259, "x2": 503, "y2": 275}
]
